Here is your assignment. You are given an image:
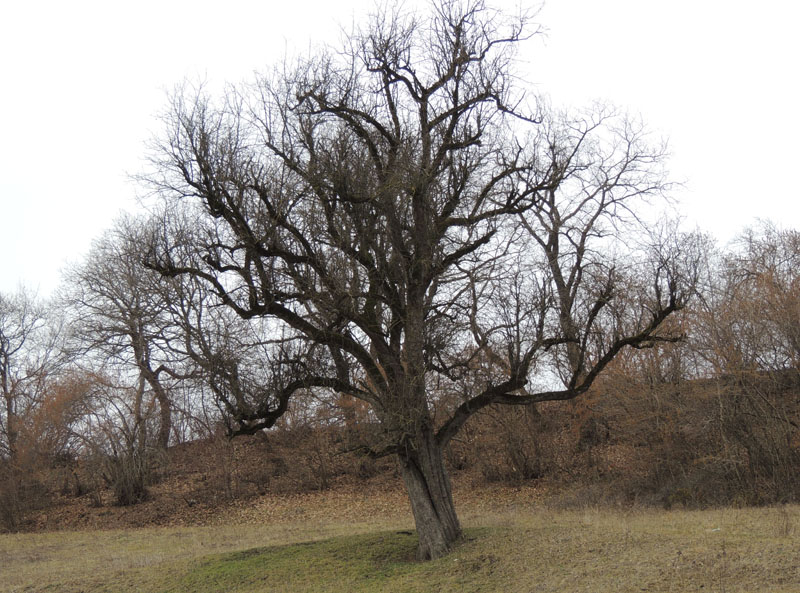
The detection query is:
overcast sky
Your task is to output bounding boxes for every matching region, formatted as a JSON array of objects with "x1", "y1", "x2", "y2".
[{"x1": 1, "y1": 0, "x2": 798, "y2": 296}]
